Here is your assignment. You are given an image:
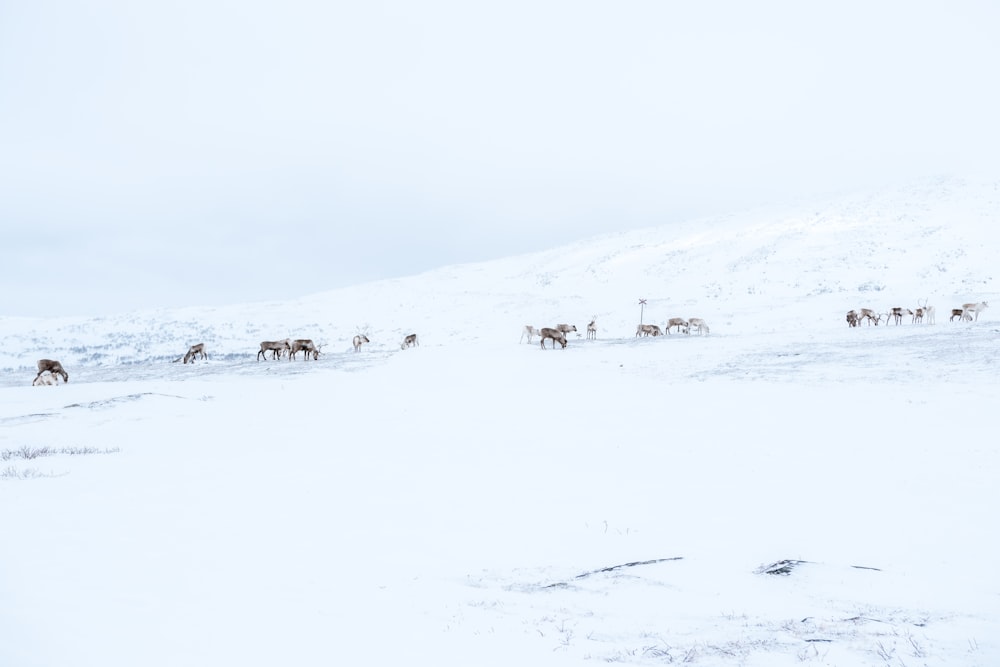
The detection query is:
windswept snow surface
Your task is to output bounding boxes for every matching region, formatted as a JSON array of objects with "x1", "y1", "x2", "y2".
[{"x1": 1, "y1": 176, "x2": 998, "y2": 666}]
